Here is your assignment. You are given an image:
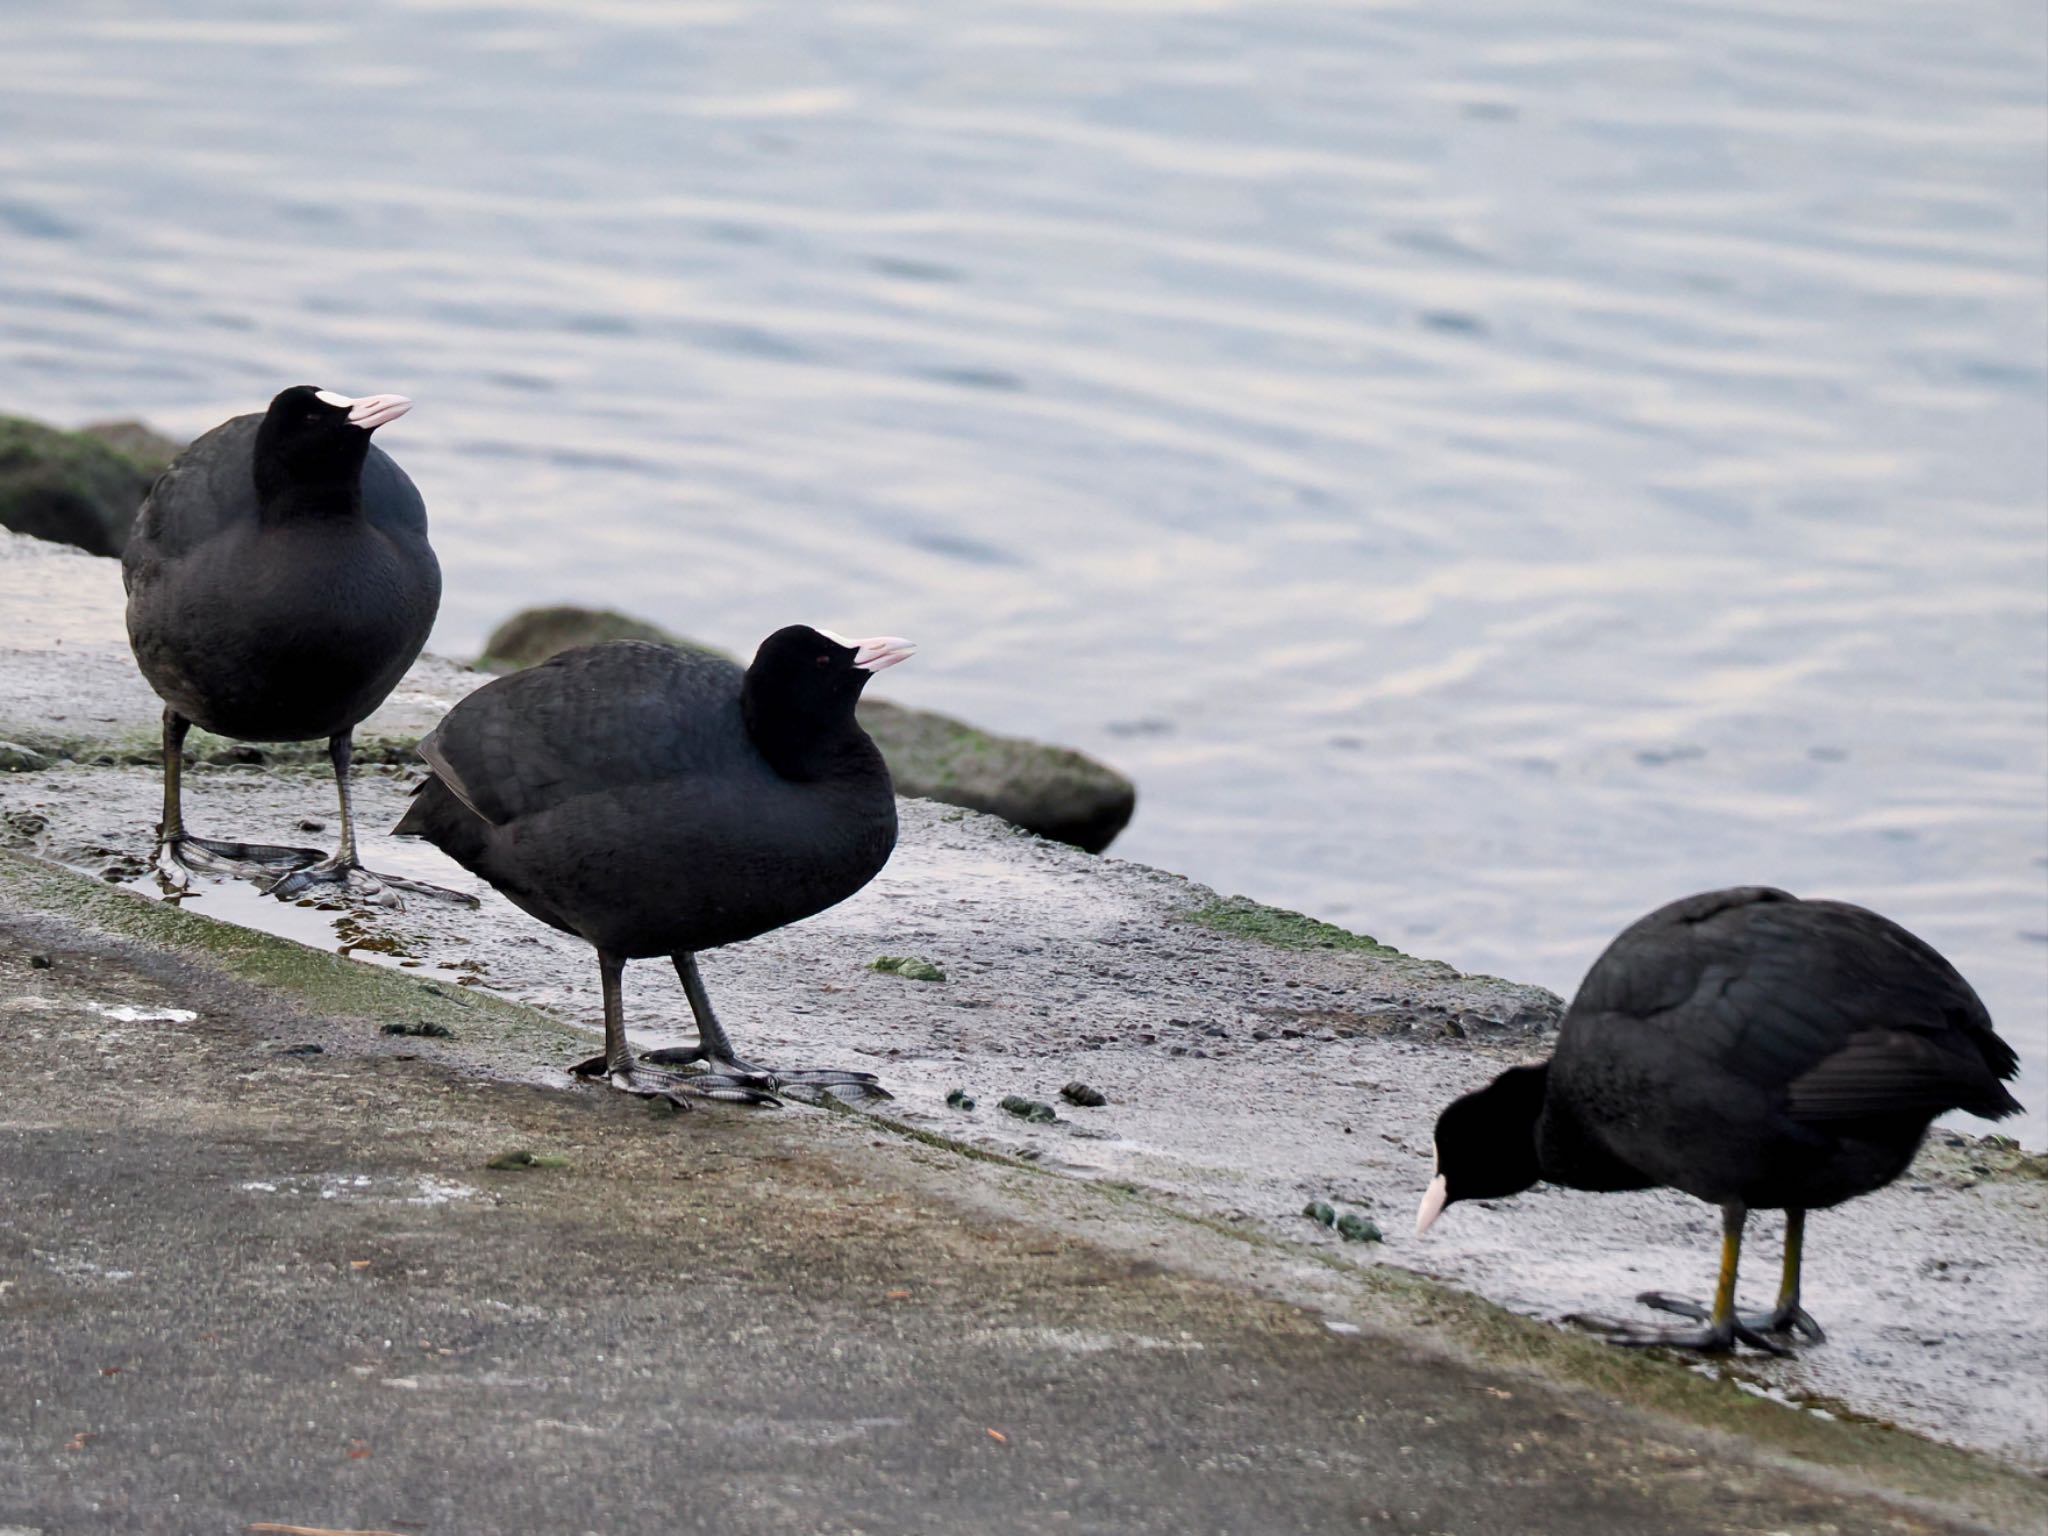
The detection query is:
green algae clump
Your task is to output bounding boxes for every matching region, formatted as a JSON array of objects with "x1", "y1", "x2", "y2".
[
  {"x1": 1180, "y1": 896, "x2": 1405, "y2": 956},
  {"x1": 872, "y1": 955, "x2": 947, "y2": 982}
]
